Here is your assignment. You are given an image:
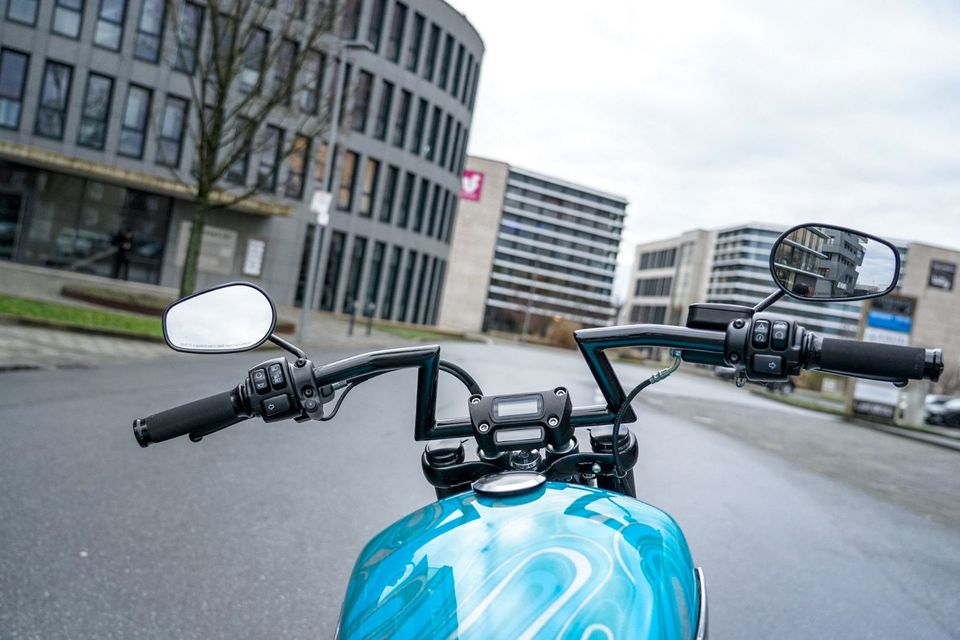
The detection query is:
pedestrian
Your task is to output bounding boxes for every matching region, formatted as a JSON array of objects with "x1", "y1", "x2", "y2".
[{"x1": 112, "y1": 228, "x2": 133, "y2": 280}]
